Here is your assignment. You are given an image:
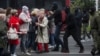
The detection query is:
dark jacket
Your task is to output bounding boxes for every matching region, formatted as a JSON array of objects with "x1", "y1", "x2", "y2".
[
  {"x1": 66, "y1": 13, "x2": 77, "y2": 30},
  {"x1": 75, "y1": 9, "x2": 83, "y2": 27},
  {"x1": 64, "y1": 7, "x2": 77, "y2": 30},
  {"x1": 53, "y1": 10, "x2": 62, "y2": 25},
  {"x1": 28, "y1": 16, "x2": 37, "y2": 33},
  {"x1": 82, "y1": 12, "x2": 89, "y2": 24}
]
